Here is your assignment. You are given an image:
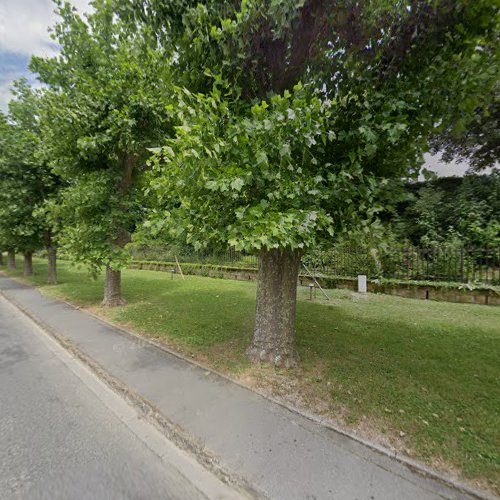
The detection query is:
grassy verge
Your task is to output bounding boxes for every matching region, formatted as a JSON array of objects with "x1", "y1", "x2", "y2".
[{"x1": 3, "y1": 258, "x2": 499, "y2": 493}]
